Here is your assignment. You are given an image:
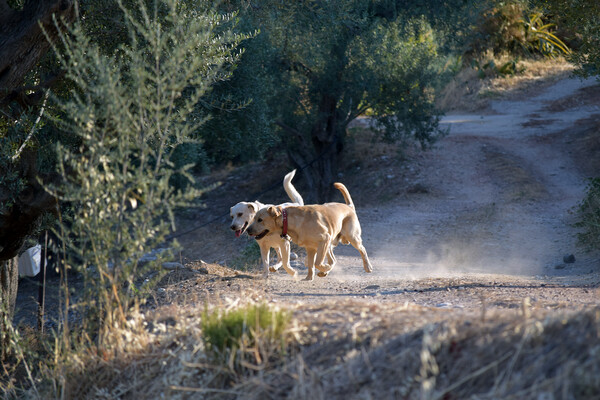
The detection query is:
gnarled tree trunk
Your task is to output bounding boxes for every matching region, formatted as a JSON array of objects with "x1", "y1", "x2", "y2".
[
  {"x1": 0, "y1": 0, "x2": 74, "y2": 107},
  {"x1": 0, "y1": 0, "x2": 73, "y2": 337},
  {"x1": 281, "y1": 94, "x2": 346, "y2": 203},
  {"x1": 1, "y1": 257, "x2": 19, "y2": 359}
]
